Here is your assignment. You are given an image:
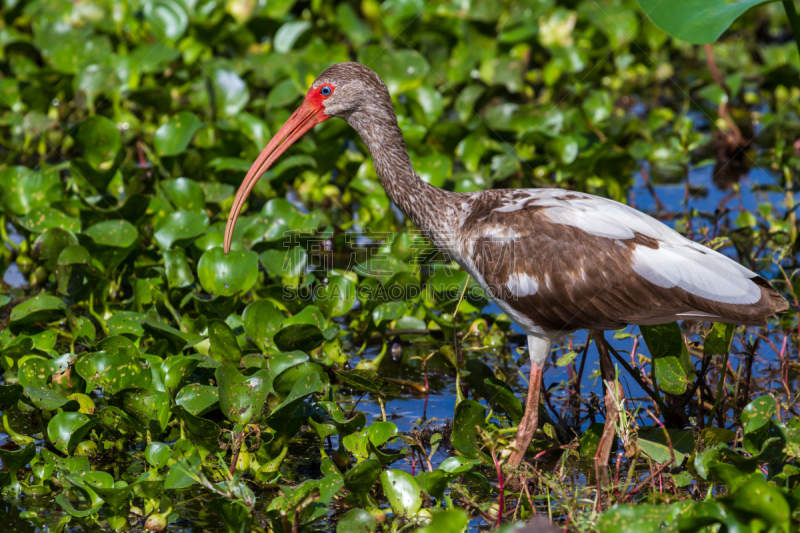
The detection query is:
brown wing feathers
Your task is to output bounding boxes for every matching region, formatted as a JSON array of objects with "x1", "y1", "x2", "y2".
[{"x1": 464, "y1": 194, "x2": 787, "y2": 333}]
